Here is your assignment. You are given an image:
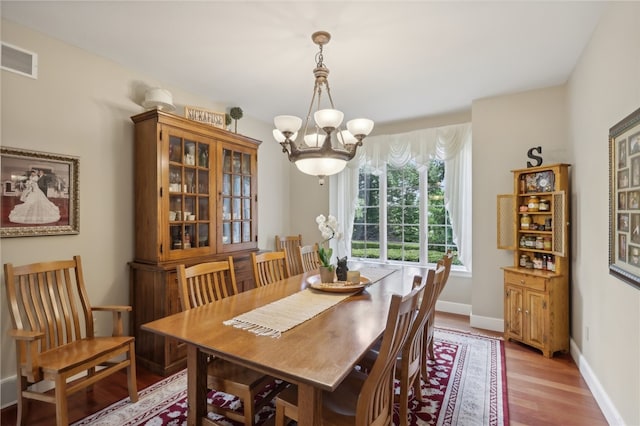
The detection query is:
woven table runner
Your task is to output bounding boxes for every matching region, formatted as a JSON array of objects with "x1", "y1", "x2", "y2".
[
  {"x1": 223, "y1": 289, "x2": 352, "y2": 337},
  {"x1": 224, "y1": 267, "x2": 398, "y2": 338}
]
